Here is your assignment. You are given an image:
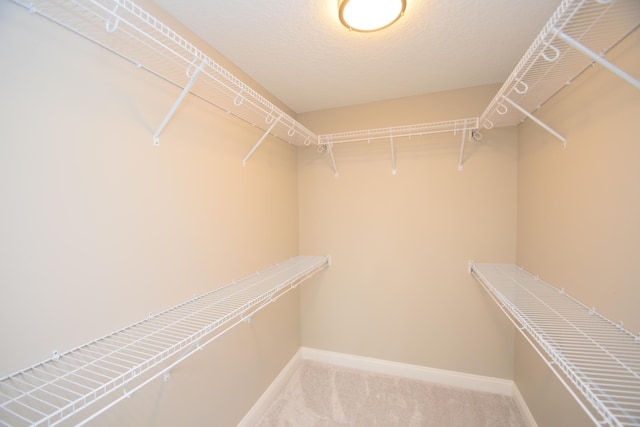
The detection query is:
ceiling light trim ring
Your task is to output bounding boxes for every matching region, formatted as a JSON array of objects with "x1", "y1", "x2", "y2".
[{"x1": 339, "y1": 0, "x2": 407, "y2": 33}]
